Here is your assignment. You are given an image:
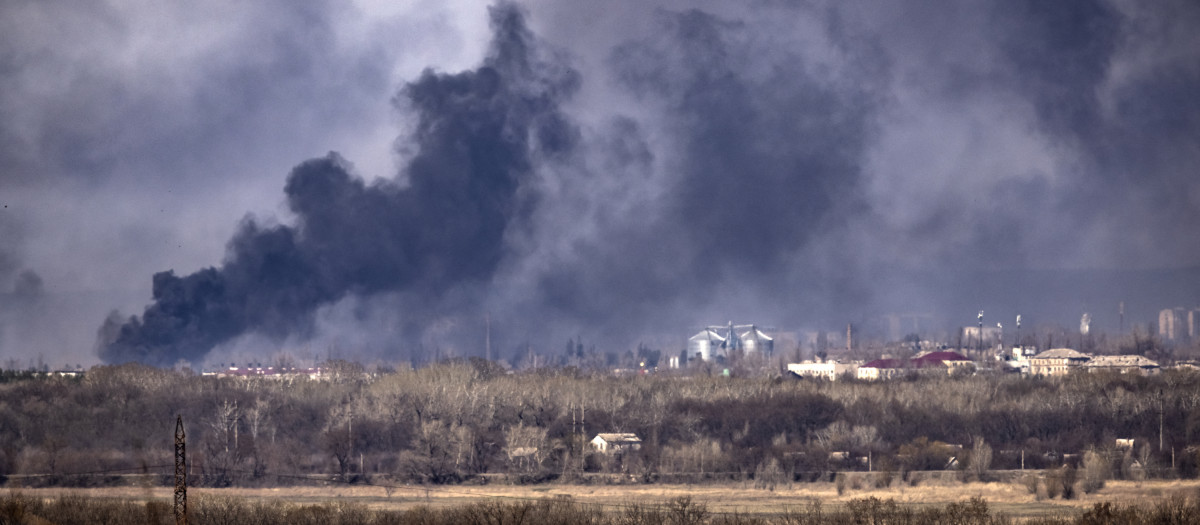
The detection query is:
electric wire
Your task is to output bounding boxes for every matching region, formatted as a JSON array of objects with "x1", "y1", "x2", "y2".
[{"x1": 7, "y1": 464, "x2": 822, "y2": 517}]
